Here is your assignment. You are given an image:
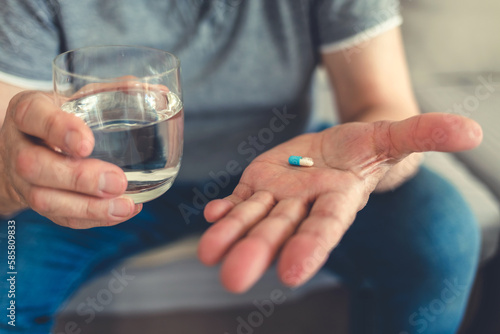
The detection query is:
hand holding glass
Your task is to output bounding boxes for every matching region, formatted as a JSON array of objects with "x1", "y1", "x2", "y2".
[{"x1": 53, "y1": 46, "x2": 183, "y2": 203}]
